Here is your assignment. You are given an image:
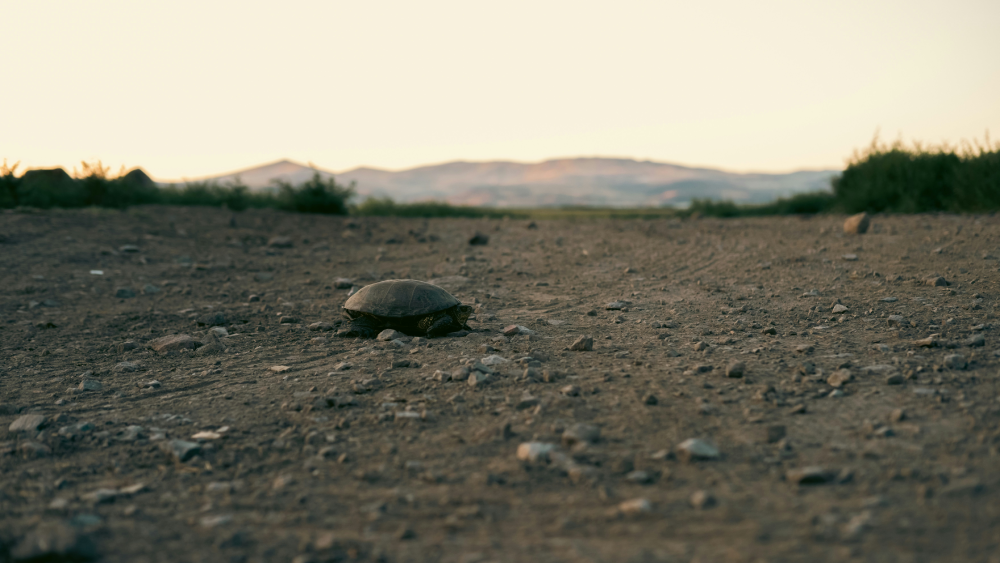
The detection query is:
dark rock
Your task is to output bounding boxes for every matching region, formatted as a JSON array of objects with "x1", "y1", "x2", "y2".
[
  {"x1": 469, "y1": 233, "x2": 489, "y2": 245},
  {"x1": 149, "y1": 334, "x2": 201, "y2": 354}
]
